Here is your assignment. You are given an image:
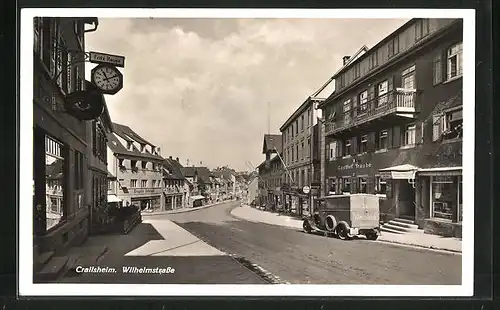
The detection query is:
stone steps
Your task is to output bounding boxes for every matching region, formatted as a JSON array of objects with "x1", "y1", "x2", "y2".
[{"x1": 381, "y1": 217, "x2": 425, "y2": 235}]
